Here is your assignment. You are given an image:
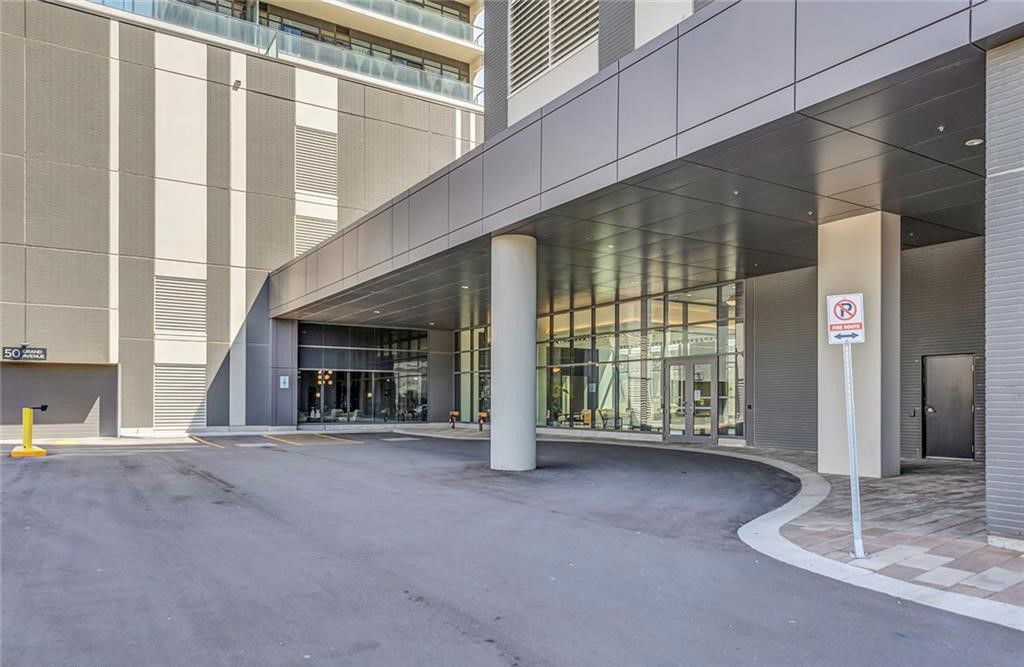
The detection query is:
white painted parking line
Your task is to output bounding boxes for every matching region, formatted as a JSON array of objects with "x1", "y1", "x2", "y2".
[
  {"x1": 234, "y1": 442, "x2": 275, "y2": 448},
  {"x1": 382, "y1": 437, "x2": 420, "y2": 442}
]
